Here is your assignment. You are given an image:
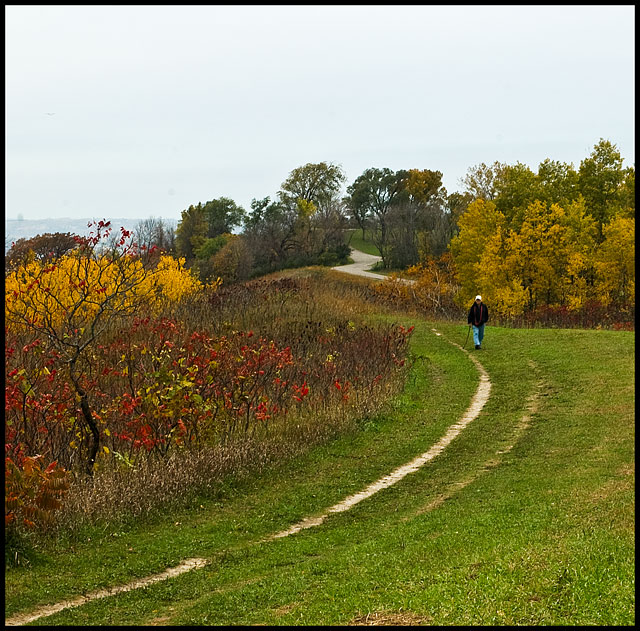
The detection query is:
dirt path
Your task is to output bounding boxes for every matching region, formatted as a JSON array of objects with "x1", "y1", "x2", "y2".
[
  {"x1": 267, "y1": 328, "x2": 490, "y2": 540},
  {"x1": 331, "y1": 249, "x2": 387, "y2": 280},
  {"x1": 6, "y1": 257, "x2": 492, "y2": 626},
  {"x1": 5, "y1": 558, "x2": 209, "y2": 626},
  {"x1": 7, "y1": 324, "x2": 491, "y2": 626}
]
